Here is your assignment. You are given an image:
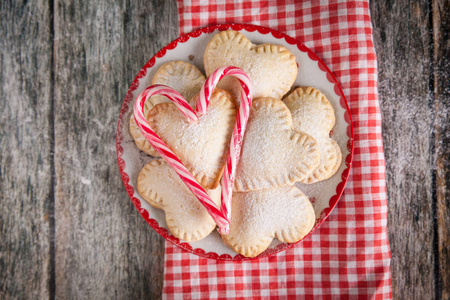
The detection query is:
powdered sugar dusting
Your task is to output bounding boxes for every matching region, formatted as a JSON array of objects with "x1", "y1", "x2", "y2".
[
  {"x1": 234, "y1": 98, "x2": 319, "y2": 190},
  {"x1": 150, "y1": 93, "x2": 236, "y2": 183},
  {"x1": 291, "y1": 103, "x2": 328, "y2": 139},
  {"x1": 140, "y1": 160, "x2": 221, "y2": 234},
  {"x1": 284, "y1": 87, "x2": 341, "y2": 183},
  {"x1": 239, "y1": 102, "x2": 290, "y2": 169},
  {"x1": 150, "y1": 61, "x2": 205, "y2": 109},
  {"x1": 226, "y1": 186, "x2": 314, "y2": 248},
  {"x1": 205, "y1": 31, "x2": 297, "y2": 100}
]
